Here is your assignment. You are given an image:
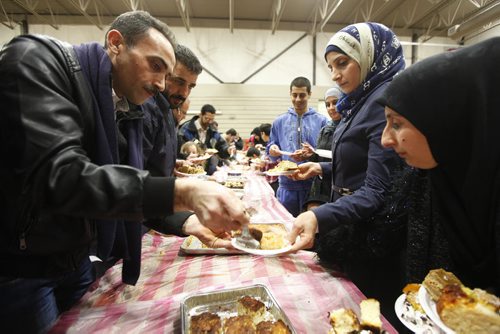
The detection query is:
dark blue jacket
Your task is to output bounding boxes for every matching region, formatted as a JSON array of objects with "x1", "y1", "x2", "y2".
[
  {"x1": 142, "y1": 94, "x2": 177, "y2": 177},
  {"x1": 313, "y1": 82, "x2": 400, "y2": 234}
]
